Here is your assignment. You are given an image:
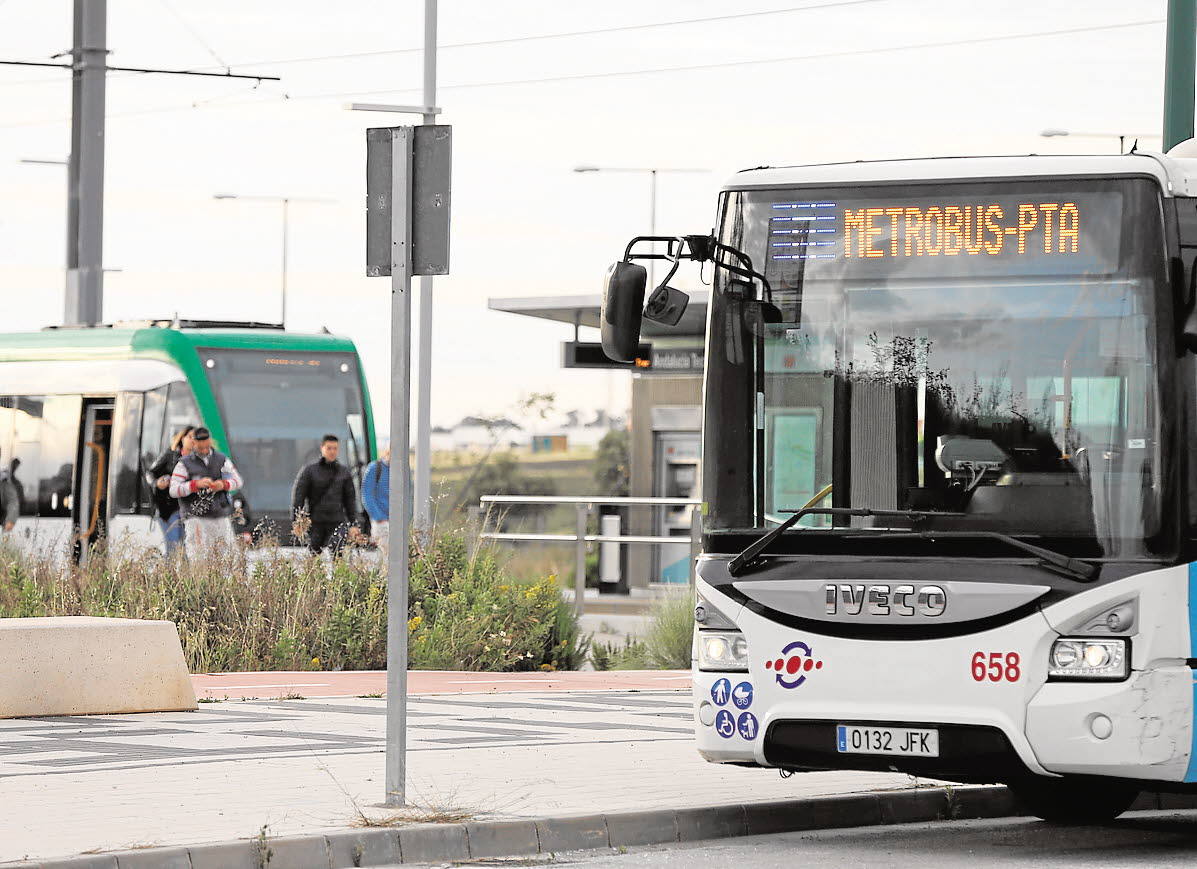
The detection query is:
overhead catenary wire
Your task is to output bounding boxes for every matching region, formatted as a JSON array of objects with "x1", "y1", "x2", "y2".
[
  {"x1": 155, "y1": 0, "x2": 231, "y2": 71},
  {"x1": 0, "y1": 16, "x2": 1165, "y2": 129},
  {"x1": 0, "y1": 58, "x2": 279, "y2": 82},
  {"x1": 255, "y1": 17, "x2": 1169, "y2": 102},
  {"x1": 211, "y1": 0, "x2": 893, "y2": 70}
]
